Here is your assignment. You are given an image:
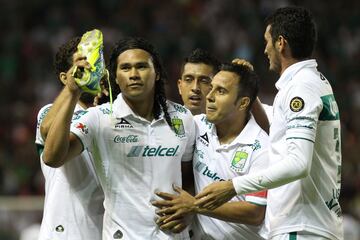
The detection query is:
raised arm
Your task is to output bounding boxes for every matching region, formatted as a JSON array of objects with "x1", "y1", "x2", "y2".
[{"x1": 42, "y1": 56, "x2": 90, "y2": 167}]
